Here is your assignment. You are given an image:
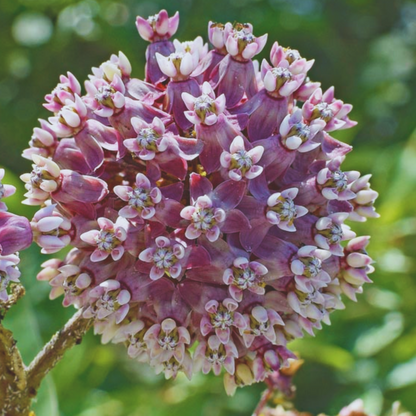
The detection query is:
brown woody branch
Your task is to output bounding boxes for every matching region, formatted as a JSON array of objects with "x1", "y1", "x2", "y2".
[{"x1": 0, "y1": 303, "x2": 92, "y2": 416}]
